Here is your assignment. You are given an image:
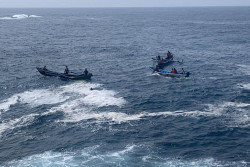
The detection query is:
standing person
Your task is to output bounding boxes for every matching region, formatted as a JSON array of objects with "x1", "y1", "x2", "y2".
[
  {"x1": 155, "y1": 65, "x2": 159, "y2": 72},
  {"x1": 167, "y1": 51, "x2": 172, "y2": 59},
  {"x1": 157, "y1": 55, "x2": 161, "y2": 63},
  {"x1": 174, "y1": 68, "x2": 177, "y2": 73},
  {"x1": 181, "y1": 68, "x2": 185, "y2": 74},
  {"x1": 64, "y1": 66, "x2": 69, "y2": 74},
  {"x1": 84, "y1": 68, "x2": 88, "y2": 75}
]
